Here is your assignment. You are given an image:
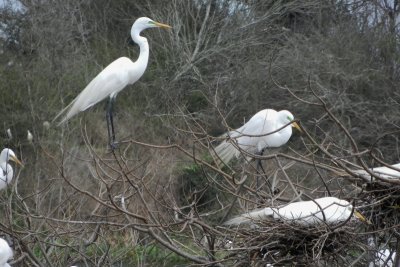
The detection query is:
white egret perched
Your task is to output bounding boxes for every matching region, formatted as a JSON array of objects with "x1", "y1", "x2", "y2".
[
  {"x1": 27, "y1": 130, "x2": 33, "y2": 143},
  {"x1": 354, "y1": 163, "x2": 400, "y2": 180},
  {"x1": 6, "y1": 129, "x2": 12, "y2": 140},
  {"x1": 214, "y1": 109, "x2": 301, "y2": 166},
  {"x1": 0, "y1": 148, "x2": 23, "y2": 191},
  {"x1": 224, "y1": 197, "x2": 367, "y2": 226},
  {"x1": 53, "y1": 17, "x2": 171, "y2": 148},
  {"x1": 0, "y1": 237, "x2": 12, "y2": 267}
]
